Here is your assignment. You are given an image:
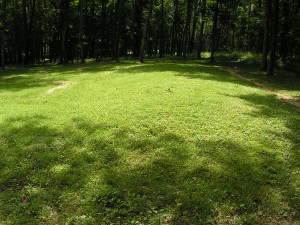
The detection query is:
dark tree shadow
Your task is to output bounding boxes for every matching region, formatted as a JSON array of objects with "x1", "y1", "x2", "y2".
[
  {"x1": 0, "y1": 62, "x2": 118, "y2": 92},
  {"x1": 0, "y1": 113, "x2": 299, "y2": 224},
  {"x1": 0, "y1": 58, "x2": 299, "y2": 224},
  {"x1": 0, "y1": 58, "x2": 258, "y2": 93}
]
